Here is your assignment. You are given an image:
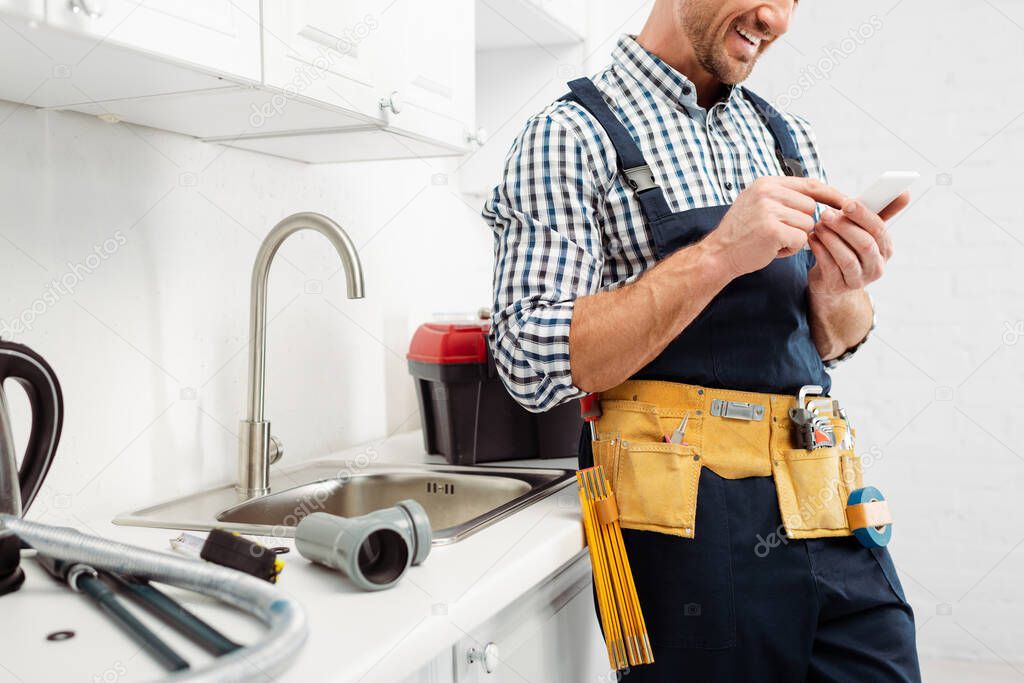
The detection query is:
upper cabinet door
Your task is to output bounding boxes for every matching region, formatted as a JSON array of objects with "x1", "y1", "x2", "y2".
[
  {"x1": 376, "y1": 0, "x2": 475, "y2": 148},
  {"x1": 533, "y1": 0, "x2": 586, "y2": 40},
  {"x1": 261, "y1": 0, "x2": 390, "y2": 125},
  {"x1": 45, "y1": 0, "x2": 261, "y2": 83},
  {"x1": 387, "y1": 0, "x2": 474, "y2": 124},
  {"x1": 260, "y1": 0, "x2": 475, "y2": 146},
  {"x1": 0, "y1": 0, "x2": 42, "y2": 19}
]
